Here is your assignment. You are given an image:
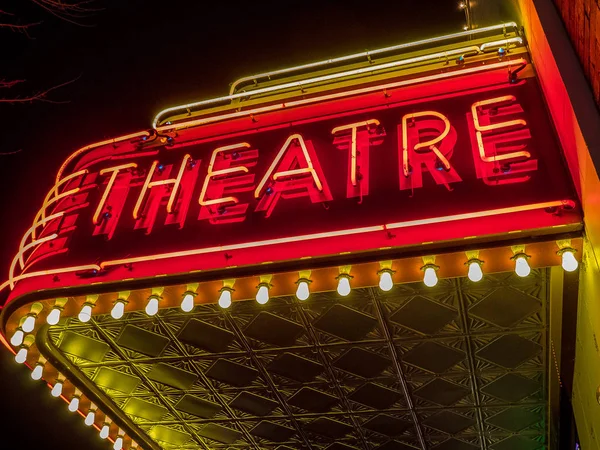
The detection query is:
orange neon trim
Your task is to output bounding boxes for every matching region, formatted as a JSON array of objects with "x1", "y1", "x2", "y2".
[
  {"x1": 471, "y1": 95, "x2": 530, "y2": 162},
  {"x1": 93, "y1": 163, "x2": 138, "y2": 225},
  {"x1": 32, "y1": 169, "x2": 88, "y2": 239},
  {"x1": 331, "y1": 120, "x2": 380, "y2": 185},
  {"x1": 2, "y1": 263, "x2": 102, "y2": 291},
  {"x1": 96, "y1": 200, "x2": 574, "y2": 270},
  {"x1": 385, "y1": 200, "x2": 573, "y2": 229},
  {"x1": 18, "y1": 212, "x2": 64, "y2": 267},
  {"x1": 133, "y1": 156, "x2": 191, "y2": 219},
  {"x1": 10, "y1": 234, "x2": 58, "y2": 278},
  {"x1": 402, "y1": 111, "x2": 451, "y2": 176},
  {"x1": 56, "y1": 131, "x2": 150, "y2": 185},
  {"x1": 199, "y1": 143, "x2": 251, "y2": 207},
  {"x1": 101, "y1": 225, "x2": 385, "y2": 268},
  {"x1": 255, "y1": 133, "x2": 323, "y2": 198}
]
